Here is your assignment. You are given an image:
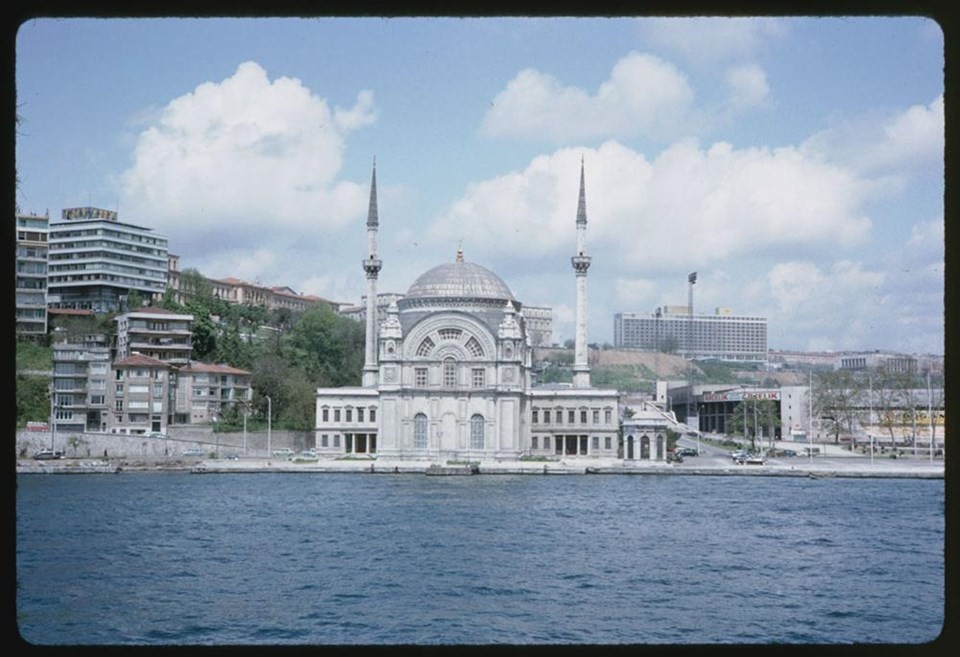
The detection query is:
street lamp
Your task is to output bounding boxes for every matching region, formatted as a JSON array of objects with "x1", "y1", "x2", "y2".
[
  {"x1": 213, "y1": 415, "x2": 219, "y2": 458},
  {"x1": 266, "y1": 395, "x2": 272, "y2": 458}
]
